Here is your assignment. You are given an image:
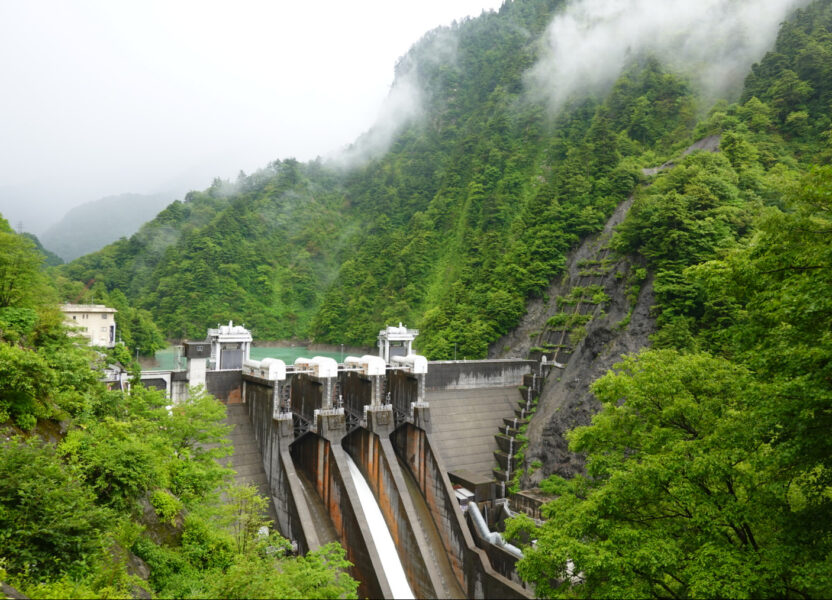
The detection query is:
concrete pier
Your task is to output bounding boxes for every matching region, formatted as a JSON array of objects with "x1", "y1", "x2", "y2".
[
  {"x1": 391, "y1": 422, "x2": 529, "y2": 598},
  {"x1": 291, "y1": 423, "x2": 393, "y2": 600}
]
